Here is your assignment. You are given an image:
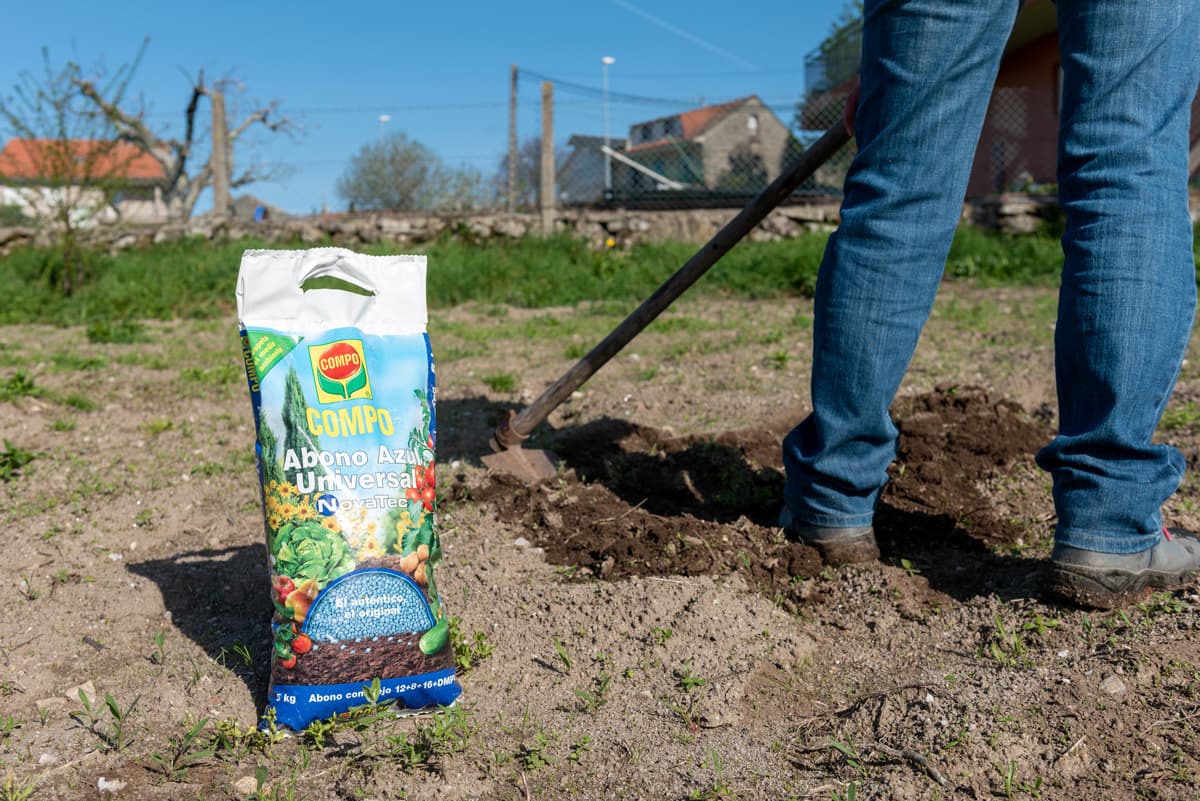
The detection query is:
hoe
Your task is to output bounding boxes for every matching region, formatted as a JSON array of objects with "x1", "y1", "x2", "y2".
[{"x1": 482, "y1": 121, "x2": 851, "y2": 481}]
